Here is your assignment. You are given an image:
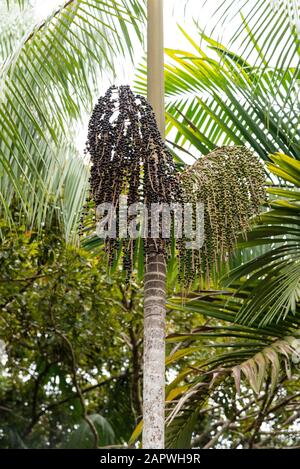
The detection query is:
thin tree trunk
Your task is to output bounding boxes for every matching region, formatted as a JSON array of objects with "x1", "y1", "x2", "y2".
[
  {"x1": 143, "y1": 0, "x2": 165, "y2": 449},
  {"x1": 143, "y1": 250, "x2": 166, "y2": 448}
]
